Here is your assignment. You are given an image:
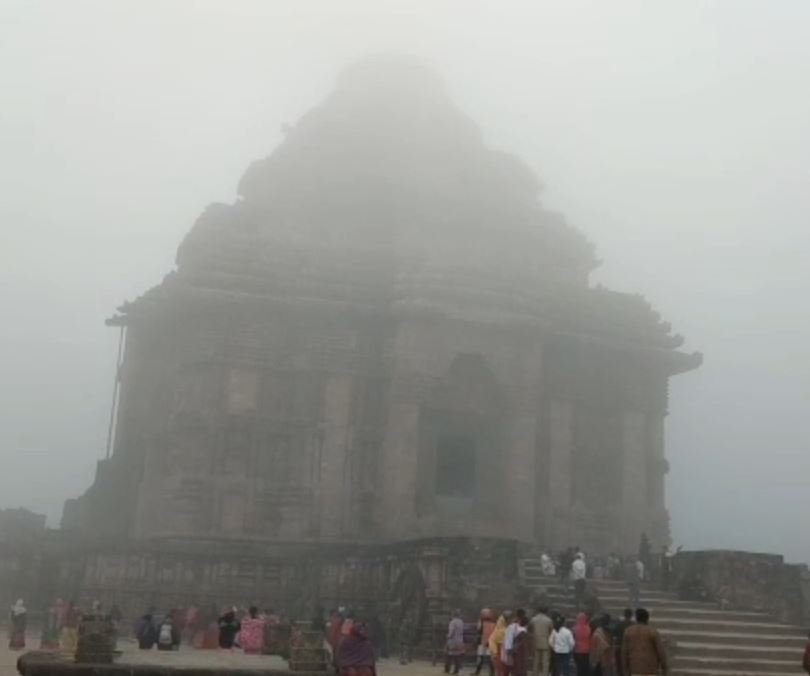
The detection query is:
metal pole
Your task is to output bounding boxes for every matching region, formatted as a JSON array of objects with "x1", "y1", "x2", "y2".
[{"x1": 105, "y1": 324, "x2": 125, "y2": 460}]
